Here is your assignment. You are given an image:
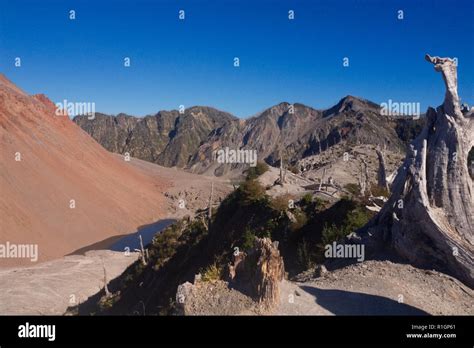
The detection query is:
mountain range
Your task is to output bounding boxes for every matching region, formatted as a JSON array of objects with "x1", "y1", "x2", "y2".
[{"x1": 74, "y1": 97, "x2": 421, "y2": 176}]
